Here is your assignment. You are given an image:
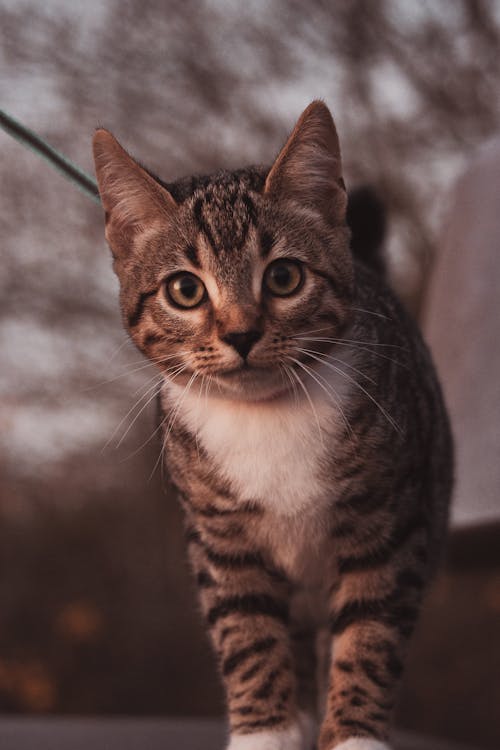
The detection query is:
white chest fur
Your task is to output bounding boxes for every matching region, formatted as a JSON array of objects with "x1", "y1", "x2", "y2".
[{"x1": 164, "y1": 365, "x2": 350, "y2": 517}]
